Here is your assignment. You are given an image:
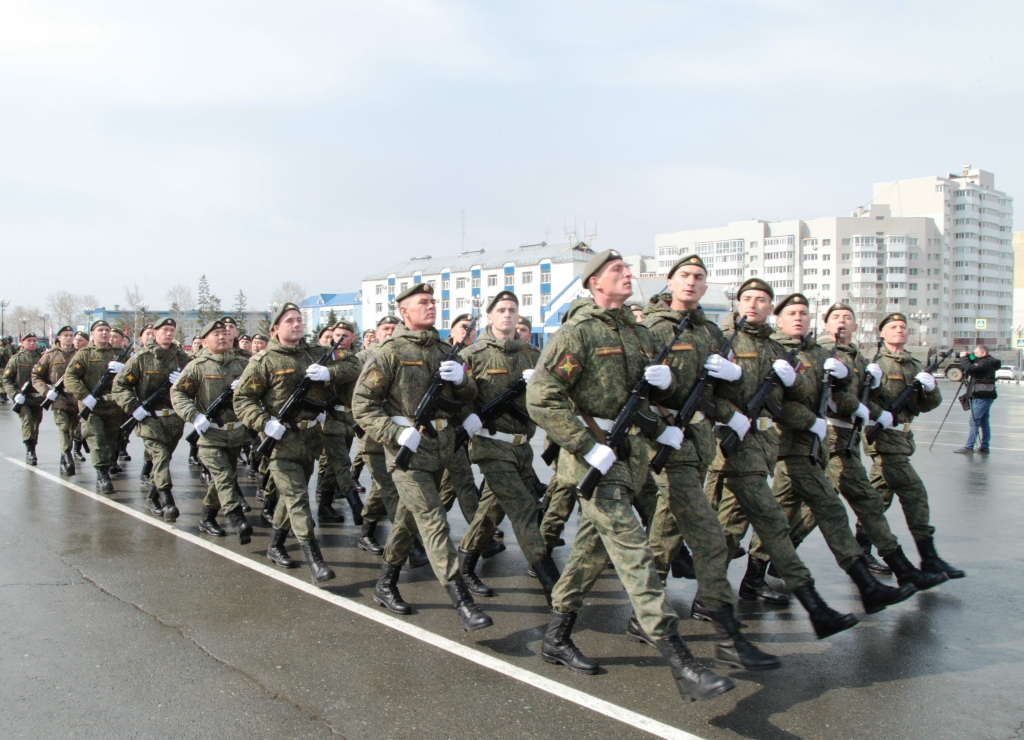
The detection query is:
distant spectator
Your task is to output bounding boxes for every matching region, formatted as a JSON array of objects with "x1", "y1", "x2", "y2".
[{"x1": 954, "y1": 345, "x2": 1000, "y2": 455}]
